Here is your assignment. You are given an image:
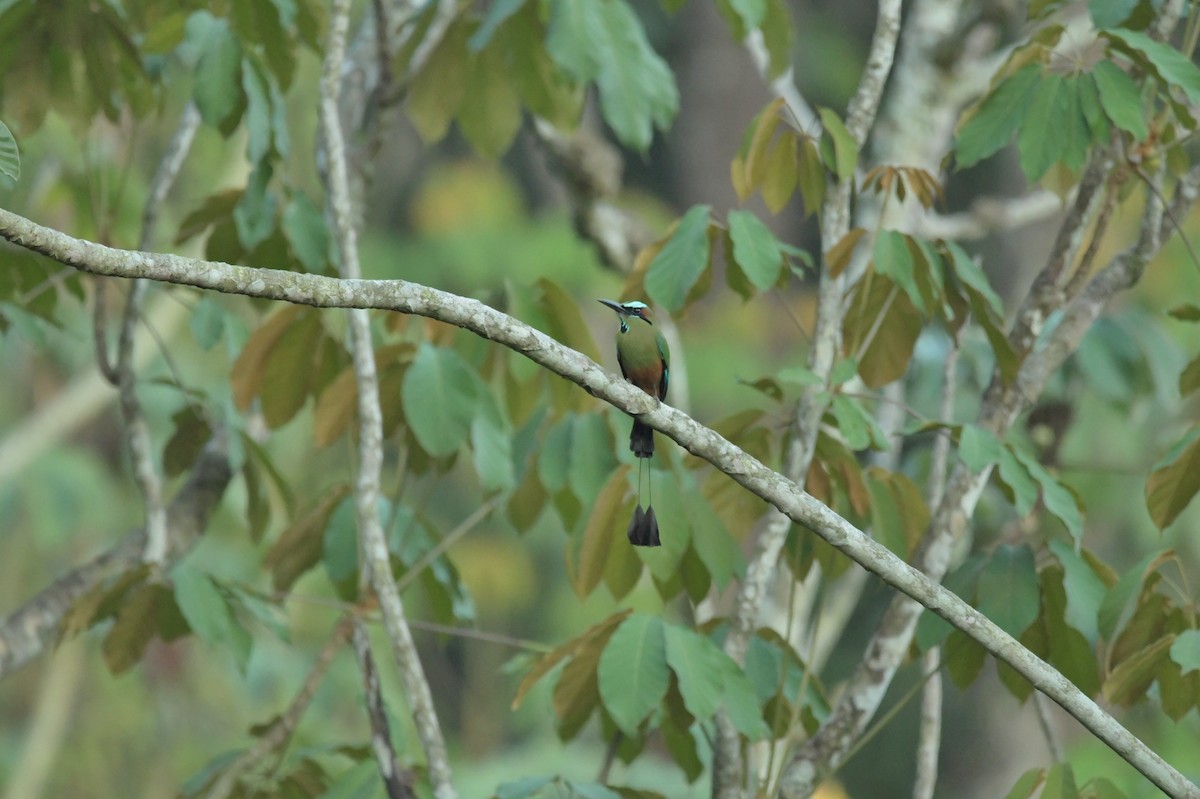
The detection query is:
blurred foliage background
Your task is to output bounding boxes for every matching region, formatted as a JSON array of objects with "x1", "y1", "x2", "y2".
[{"x1": 1, "y1": 1, "x2": 1200, "y2": 798}]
